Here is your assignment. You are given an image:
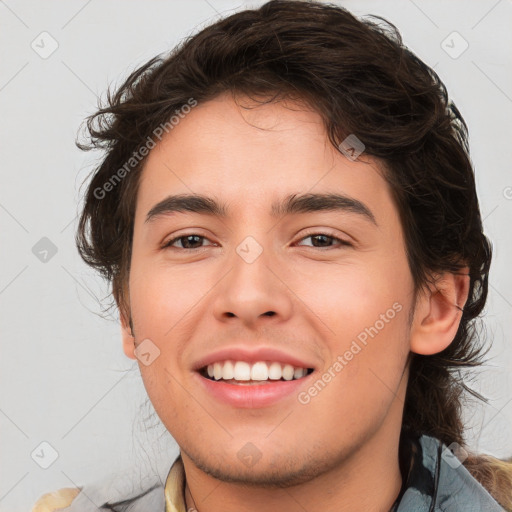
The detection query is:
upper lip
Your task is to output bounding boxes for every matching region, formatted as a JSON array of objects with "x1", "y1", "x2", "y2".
[{"x1": 192, "y1": 346, "x2": 317, "y2": 372}]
